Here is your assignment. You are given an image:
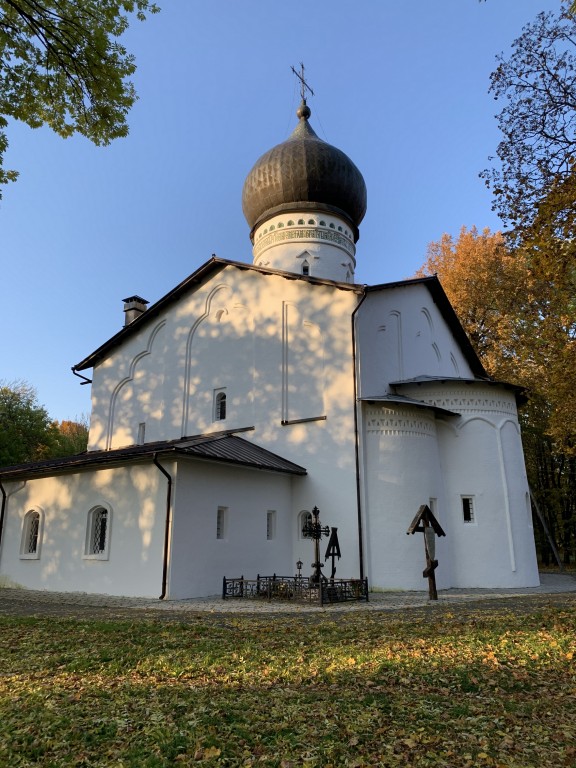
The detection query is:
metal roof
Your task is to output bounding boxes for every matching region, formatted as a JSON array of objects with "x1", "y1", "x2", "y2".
[
  {"x1": 390, "y1": 376, "x2": 527, "y2": 404},
  {"x1": 0, "y1": 432, "x2": 307, "y2": 481},
  {"x1": 358, "y1": 393, "x2": 460, "y2": 417}
]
